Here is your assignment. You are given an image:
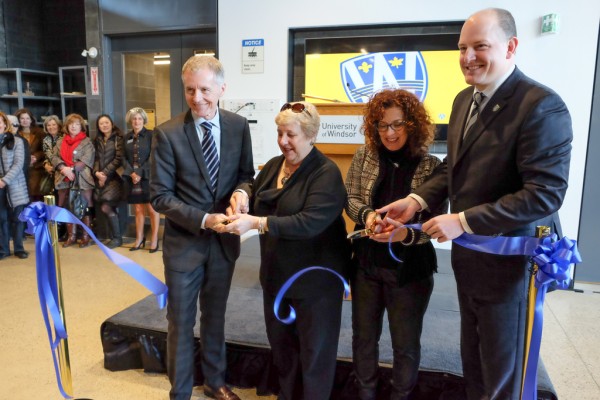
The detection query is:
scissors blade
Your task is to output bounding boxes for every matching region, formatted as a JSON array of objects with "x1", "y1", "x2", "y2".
[{"x1": 347, "y1": 229, "x2": 372, "y2": 239}]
